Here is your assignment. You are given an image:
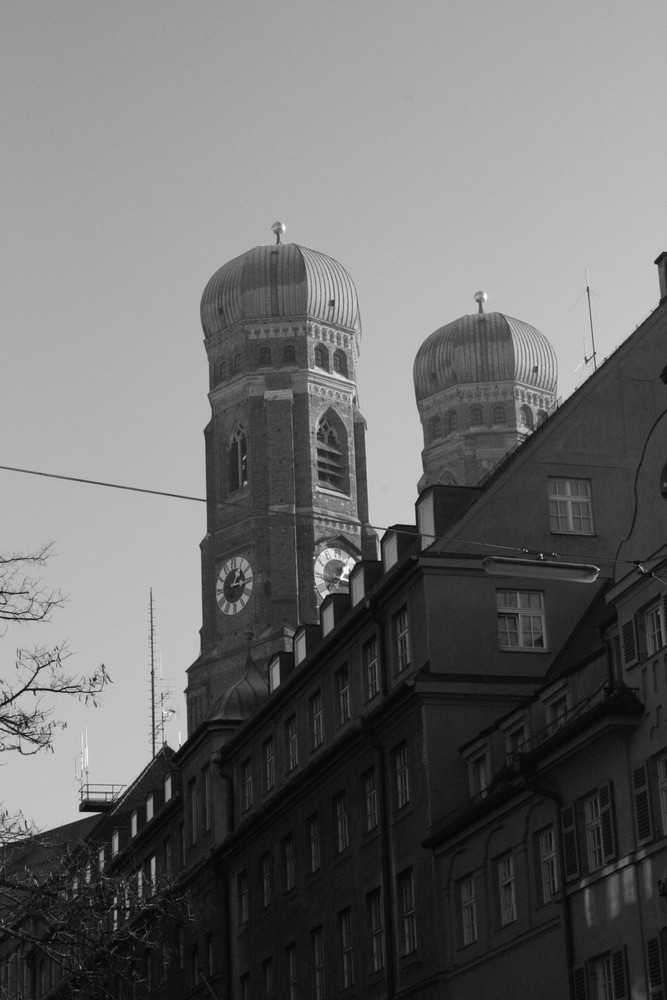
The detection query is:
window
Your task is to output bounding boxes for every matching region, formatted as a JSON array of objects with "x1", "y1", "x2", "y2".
[
  {"x1": 430, "y1": 415, "x2": 443, "y2": 440},
  {"x1": 237, "y1": 870, "x2": 249, "y2": 924},
  {"x1": 447, "y1": 409, "x2": 459, "y2": 431},
  {"x1": 314, "y1": 344, "x2": 329, "y2": 370},
  {"x1": 286, "y1": 943, "x2": 298, "y2": 1000},
  {"x1": 147, "y1": 852, "x2": 157, "y2": 892},
  {"x1": 395, "y1": 744, "x2": 410, "y2": 808},
  {"x1": 364, "y1": 637, "x2": 379, "y2": 700},
  {"x1": 335, "y1": 792, "x2": 349, "y2": 853},
  {"x1": 581, "y1": 951, "x2": 629, "y2": 1000},
  {"x1": 519, "y1": 404, "x2": 534, "y2": 428},
  {"x1": 364, "y1": 769, "x2": 378, "y2": 832},
  {"x1": 284, "y1": 835, "x2": 295, "y2": 891},
  {"x1": 547, "y1": 693, "x2": 569, "y2": 734},
  {"x1": 242, "y1": 757, "x2": 253, "y2": 812},
  {"x1": 145, "y1": 791, "x2": 154, "y2": 822},
  {"x1": 260, "y1": 852, "x2": 272, "y2": 906},
  {"x1": 240, "y1": 972, "x2": 250, "y2": 1000},
  {"x1": 164, "y1": 836, "x2": 173, "y2": 877},
  {"x1": 217, "y1": 360, "x2": 227, "y2": 381},
  {"x1": 188, "y1": 779, "x2": 197, "y2": 844},
  {"x1": 307, "y1": 815, "x2": 321, "y2": 873},
  {"x1": 229, "y1": 423, "x2": 248, "y2": 491},
  {"x1": 398, "y1": 868, "x2": 417, "y2": 954},
  {"x1": 394, "y1": 607, "x2": 411, "y2": 672},
  {"x1": 469, "y1": 405, "x2": 483, "y2": 426},
  {"x1": 263, "y1": 738, "x2": 275, "y2": 792},
  {"x1": 312, "y1": 926, "x2": 325, "y2": 1000},
  {"x1": 234, "y1": 353, "x2": 243, "y2": 372},
  {"x1": 368, "y1": 889, "x2": 385, "y2": 972},
  {"x1": 468, "y1": 751, "x2": 489, "y2": 797},
  {"x1": 506, "y1": 723, "x2": 527, "y2": 760},
  {"x1": 316, "y1": 414, "x2": 347, "y2": 493},
  {"x1": 285, "y1": 716, "x2": 298, "y2": 771},
  {"x1": 548, "y1": 478, "x2": 594, "y2": 534},
  {"x1": 202, "y1": 764, "x2": 211, "y2": 831},
  {"x1": 339, "y1": 908, "x2": 354, "y2": 988},
  {"x1": 333, "y1": 350, "x2": 348, "y2": 376},
  {"x1": 645, "y1": 601, "x2": 665, "y2": 655},
  {"x1": 498, "y1": 854, "x2": 517, "y2": 926},
  {"x1": 283, "y1": 344, "x2": 296, "y2": 363},
  {"x1": 585, "y1": 791, "x2": 606, "y2": 871},
  {"x1": 538, "y1": 828, "x2": 559, "y2": 903},
  {"x1": 164, "y1": 773, "x2": 172, "y2": 802},
  {"x1": 562, "y1": 784, "x2": 616, "y2": 880},
  {"x1": 659, "y1": 755, "x2": 667, "y2": 834},
  {"x1": 259, "y1": 346, "x2": 271, "y2": 365},
  {"x1": 309, "y1": 691, "x2": 323, "y2": 749},
  {"x1": 262, "y1": 957, "x2": 274, "y2": 1000},
  {"x1": 492, "y1": 404, "x2": 506, "y2": 424},
  {"x1": 336, "y1": 665, "x2": 350, "y2": 725},
  {"x1": 460, "y1": 876, "x2": 477, "y2": 945},
  {"x1": 131, "y1": 809, "x2": 138, "y2": 838},
  {"x1": 496, "y1": 590, "x2": 546, "y2": 649}
]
